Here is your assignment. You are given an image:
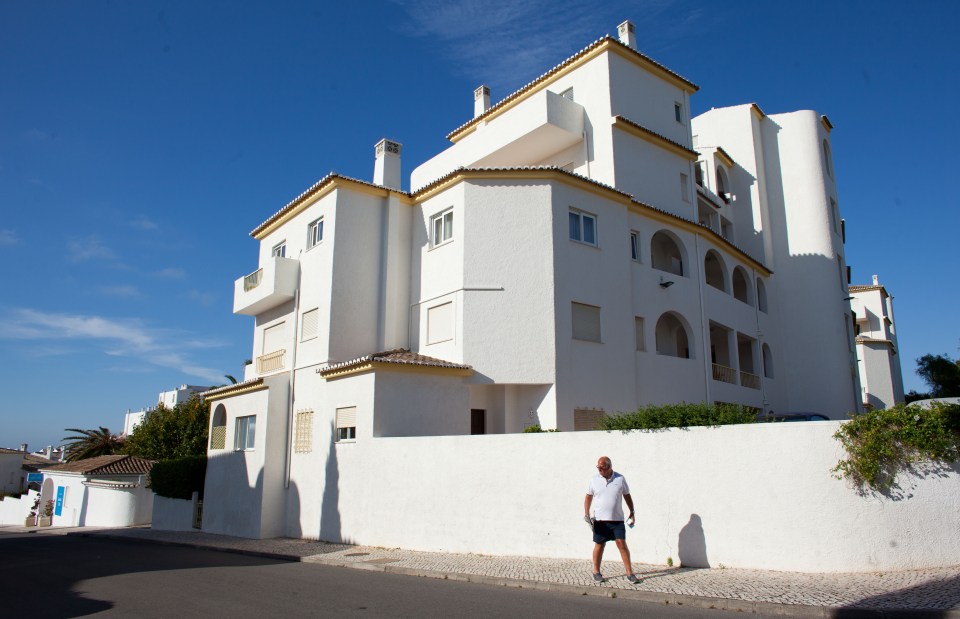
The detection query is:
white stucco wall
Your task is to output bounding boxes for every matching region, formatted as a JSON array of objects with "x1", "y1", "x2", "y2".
[
  {"x1": 291, "y1": 421, "x2": 959, "y2": 572},
  {"x1": 152, "y1": 494, "x2": 197, "y2": 532},
  {"x1": 38, "y1": 473, "x2": 152, "y2": 527},
  {"x1": 0, "y1": 489, "x2": 38, "y2": 524}
]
